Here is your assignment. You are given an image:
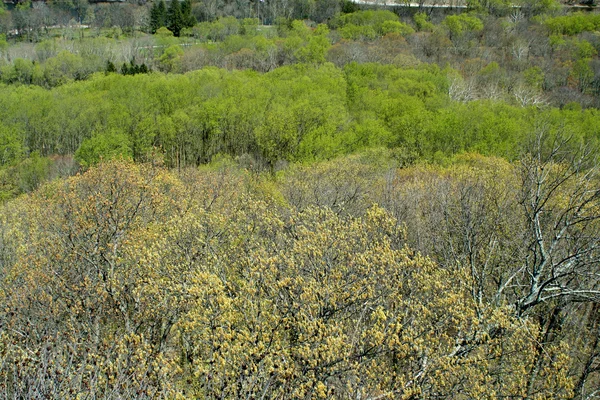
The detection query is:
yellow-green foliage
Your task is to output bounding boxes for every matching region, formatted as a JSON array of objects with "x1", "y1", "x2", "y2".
[
  {"x1": 0, "y1": 160, "x2": 579, "y2": 398},
  {"x1": 544, "y1": 13, "x2": 600, "y2": 36}
]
